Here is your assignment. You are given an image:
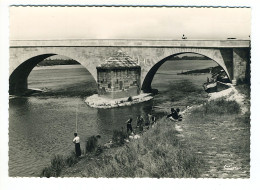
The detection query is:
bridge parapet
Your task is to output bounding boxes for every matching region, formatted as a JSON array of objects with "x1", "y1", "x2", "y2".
[{"x1": 10, "y1": 39, "x2": 250, "y2": 48}]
